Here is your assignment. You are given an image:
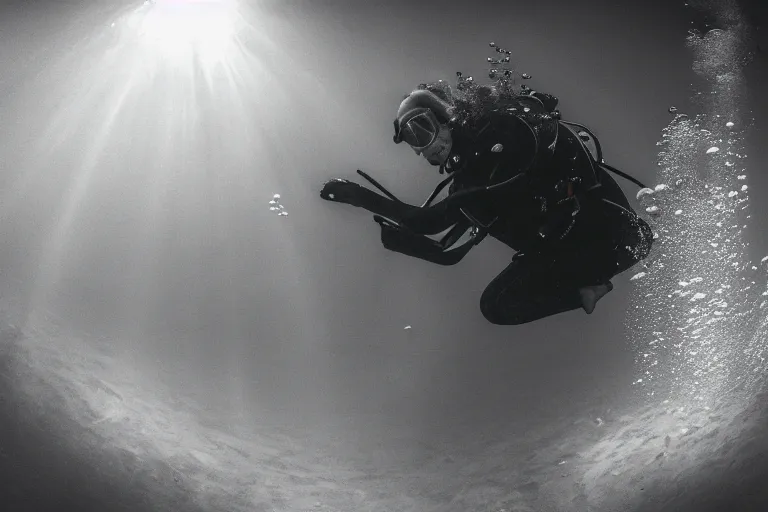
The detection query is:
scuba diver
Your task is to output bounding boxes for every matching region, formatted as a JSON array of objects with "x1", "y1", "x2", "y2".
[{"x1": 320, "y1": 74, "x2": 654, "y2": 325}]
